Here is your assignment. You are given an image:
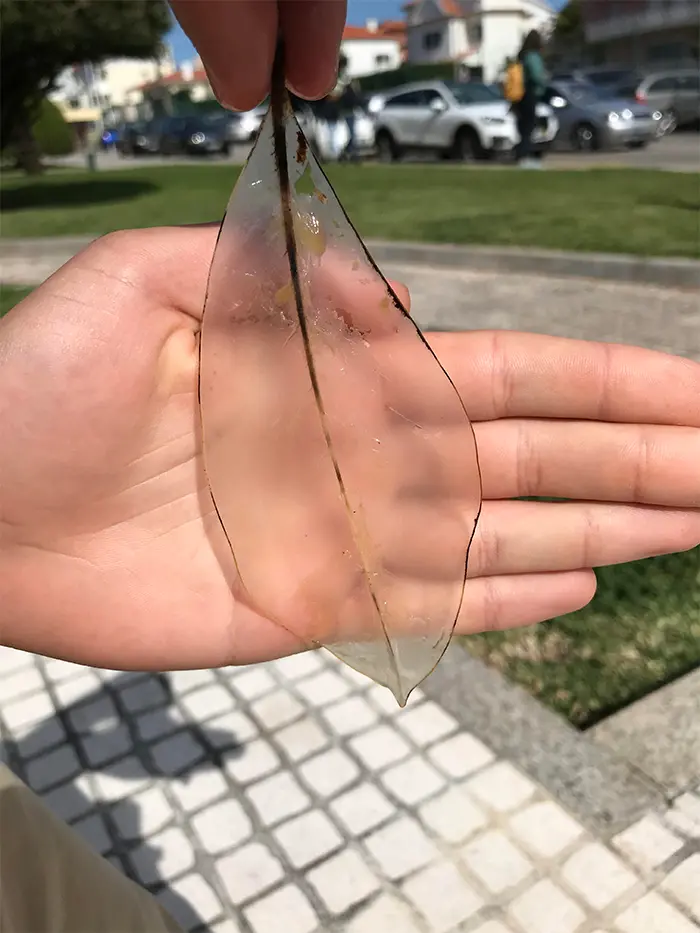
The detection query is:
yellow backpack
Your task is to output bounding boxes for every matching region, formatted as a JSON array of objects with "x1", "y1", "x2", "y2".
[{"x1": 504, "y1": 60, "x2": 525, "y2": 102}]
